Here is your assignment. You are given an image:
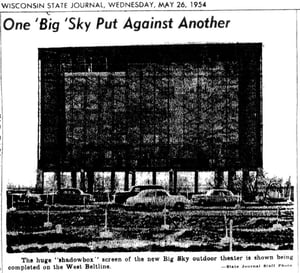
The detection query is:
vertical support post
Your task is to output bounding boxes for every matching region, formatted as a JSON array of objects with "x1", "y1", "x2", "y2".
[
  {"x1": 215, "y1": 169, "x2": 224, "y2": 189},
  {"x1": 169, "y1": 170, "x2": 173, "y2": 193},
  {"x1": 104, "y1": 208, "x2": 108, "y2": 231},
  {"x1": 124, "y1": 171, "x2": 129, "y2": 191},
  {"x1": 57, "y1": 64, "x2": 65, "y2": 193},
  {"x1": 163, "y1": 203, "x2": 167, "y2": 226},
  {"x1": 87, "y1": 171, "x2": 94, "y2": 194},
  {"x1": 194, "y1": 171, "x2": 199, "y2": 194},
  {"x1": 56, "y1": 170, "x2": 61, "y2": 190},
  {"x1": 11, "y1": 195, "x2": 14, "y2": 209},
  {"x1": 242, "y1": 168, "x2": 250, "y2": 201},
  {"x1": 111, "y1": 171, "x2": 116, "y2": 194},
  {"x1": 131, "y1": 171, "x2": 136, "y2": 186},
  {"x1": 41, "y1": 171, "x2": 44, "y2": 194},
  {"x1": 229, "y1": 219, "x2": 233, "y2": 251},
  {"x1": 161, "y1": 202, "x2": 169, "y2": 230},
  {"x1": 80, "y1": 169, "x2": 86, "y2": 192},
  {"x1": 228, "y1": 169, "x2": 235, "y2": 192},
  {"x1": 224, "y1": 214, "x2": 228, "y2": 238},
  {"x1": 47, "y1": 207, "x2": 50, "y2": 223},
  {"x1": 174, "y1": 170, "x2": 177, "y2": 194},
  {"x1": 153, "y1": 171, "x2": 157, "y2": 185},
  {"x1": 51, "y1": 190, "x2": 55, "y2": 205},
  {"x1": 71, "y1": 171, "x2": 77, "y2": 188},
  {"x1": 36, "y1": 170, "x2": 44, "y2": 194},
  {"x1": 83, "y1": 195, "x2": 86, "y2": 207}
]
